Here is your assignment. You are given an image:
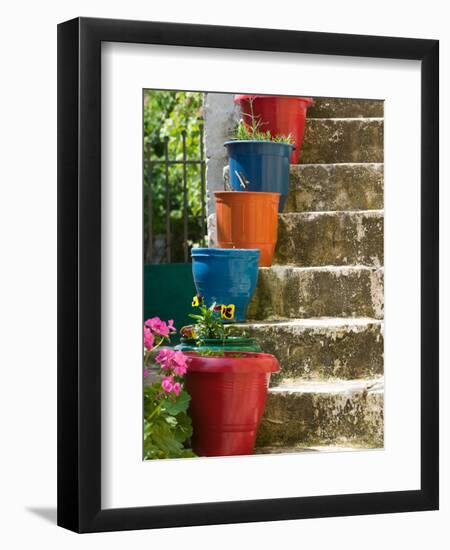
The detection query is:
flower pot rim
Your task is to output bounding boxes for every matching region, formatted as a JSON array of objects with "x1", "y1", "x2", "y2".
[
  {"x1": 214, "y1": 190, "x2": 280, "y2": 199},
  {"x1": 180, "y1": 336, "x2": 256, "y2": 344},
  {"x1": 234, "y1": 94, "x2": 314, "y2": 105},
  {"x1": 224, "y1": 139, "x2": 294, "y2": 150},
  {"x1": 191, "y1": 247, "x2": 260, "y2": 258},
  {"x1": 185, "y1": 351, "x2": 280, "y2": 374}
]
